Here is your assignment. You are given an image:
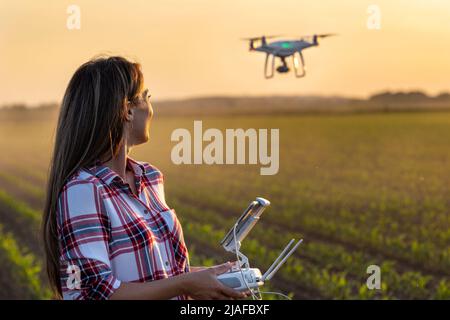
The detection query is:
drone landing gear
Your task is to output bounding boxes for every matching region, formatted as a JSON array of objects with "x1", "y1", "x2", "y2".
[
  {"x1": 264, "y1": 52, "x2": 307, "y2": 78},
  {"x1": 293, "y1": 51, "x2": 306, "y2": 78},
  {"x1": 264, "y1": 53, "x2": 275, "y2": 79}
]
